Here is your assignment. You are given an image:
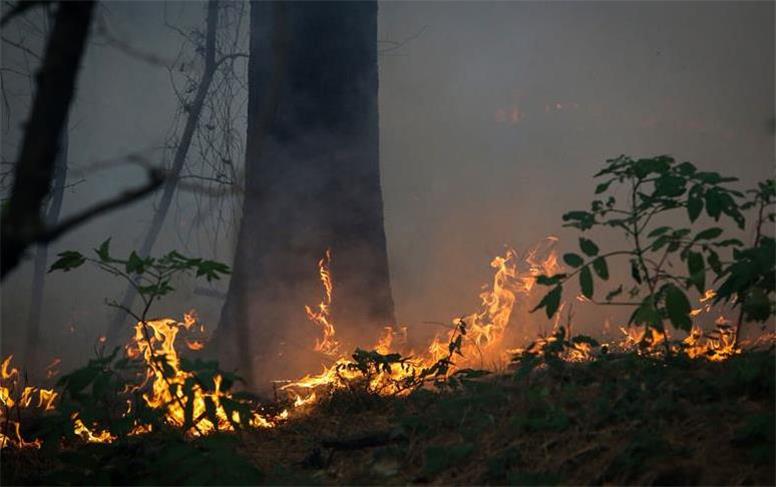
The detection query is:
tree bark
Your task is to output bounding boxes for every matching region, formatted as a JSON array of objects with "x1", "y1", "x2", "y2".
[
  {"x1": 218, "y1": 1, "x2": 395, "y2": 389},
  {"x1": 0, "y1": 1, "x2": 94, "y2": 280}
]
